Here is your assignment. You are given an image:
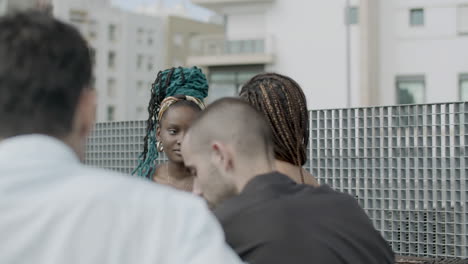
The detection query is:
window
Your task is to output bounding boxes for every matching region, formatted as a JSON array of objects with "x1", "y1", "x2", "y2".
[
  {"x1": 460, "y1": 74, "x2": 468, "y2": 101},
  {"x1": 208, "y1": 67, "x2": 263, "y2": 103},
  {"x1": 137, "y1": 54, "x2": 144, "y2": 69},
  {"x1": 208, "y1": 82, "x2": 238, "y2": 104},
  {"x1": 136, "y1": 106, "x2": 146, "y2": 119},
  {"x1": 88, "y1": 20, "x2": 97, "y2": 39},
  {"x1": 225, "y1": 39, "x2": 265, "y2": 55},
  {"x1": 254, "y1": 39, "x2": 265, "y2": 53},
  {"x1": 107, "y1": 78, "x2": 116, "y2": 98},
  {"x1": 89, "y1": 31, "x2": 97, "y2": 40},
  {"x1": 136, "y1": 80, "x2": 144, "y2": 95},
  {"x1": 410, "y1": 8, "x2": 424, "y2": 26},
  {"x1": 137, "y1": 28, "x2": 144, "y2": 44},
  {"x1": 237, "y1": 72, "x2": 258, "y2": 84},
  {"x1": 211, "y1": 72, "x2": 236, "y2": 83},
  {"x1": 227, "y1": 40, "x2": 242, "y2": 54},
  {"x1": 347, "y1": 6, "x2": 359, "y2": 25},
  {"x1": 136, "y1": 106, "x2": 144, "y2": 115},
  {"x1": 107, "y1": 105, "x2": 115, "y2": 121},
  {"x1": 108, "y1": 51, "x2": 116, "y2": 69},
  {"x1": 396, "y1": 75, "x2": 425, "y2": 104},
  {"x1": 69, "y1": 9, "x2": 87, "y2": 24},
  {"x1": 147, "y1": 56, "x2": 154, "y2": 71},
  {"x1": 457, "y1": 5, "x2": 468, "y2": 35},
  {"x1": 148, "y1": 30, "x2": 154, "y2": 46},
  {"x1": 69, "y1": 9, "x2": 87, "y2": 31},
  {"x1": 89, "y1": 48, "x2": 96, "y2": 66},
  {"x1": 109, "y1": 24, "x2": 117, "y2": 41}
]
